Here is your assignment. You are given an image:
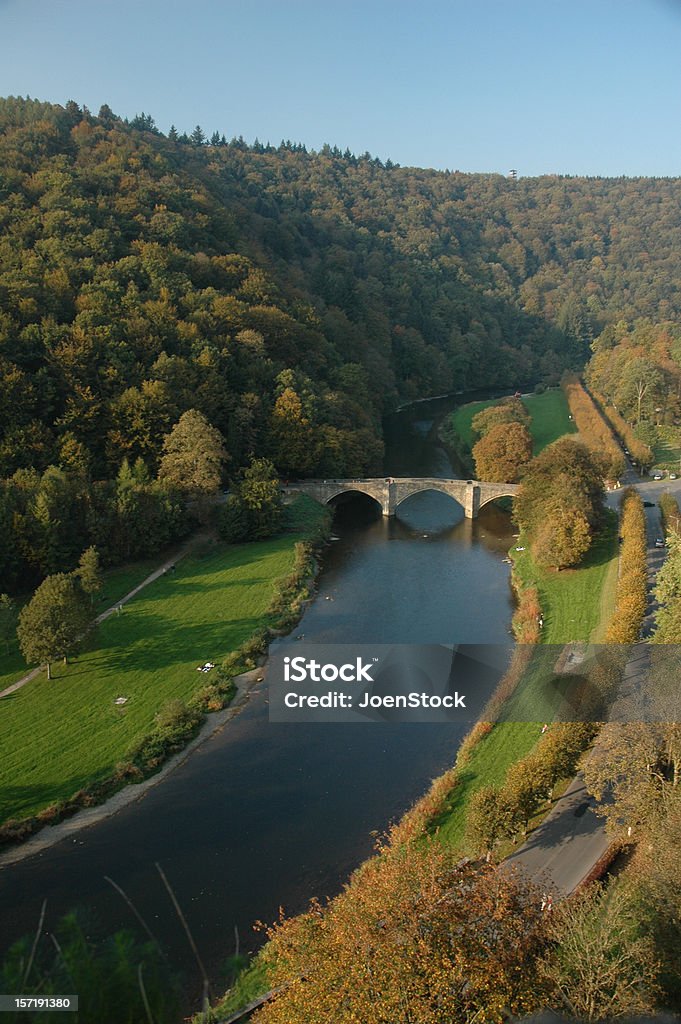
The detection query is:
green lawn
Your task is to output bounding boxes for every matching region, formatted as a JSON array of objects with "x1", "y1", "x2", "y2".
[
  {"x1": 0, "y1": 557, "x2": 175, "y2": 694},
  {"x1": 0, "y1": 499, "x2": 322, "y2": 824},
  {"x1": 449, "y1": 398, "x2": 500, "y2": 448},
  {"x1": 521, "y1": 390, "x2": 576, "y2": 454},
  {"x1": 448, "y1": 388, "x2": 574, "y2": 455},
  {"x1": 511, "y1": 512, "x2": 619, "y2": 644},
  {"x1": 653, "y1": 440, "x2": 681, "y2": 469}
]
